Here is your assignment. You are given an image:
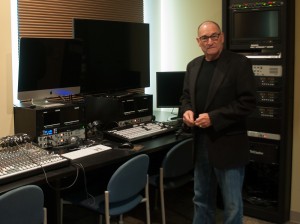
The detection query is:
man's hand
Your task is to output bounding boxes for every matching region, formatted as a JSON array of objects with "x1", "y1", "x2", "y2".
[
  {"x1": 194, "y1": 113, "x2": 211, "y2": 128},
  {"x1": 183, "y1": 110, "x2": 195, "y2": 127}
]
